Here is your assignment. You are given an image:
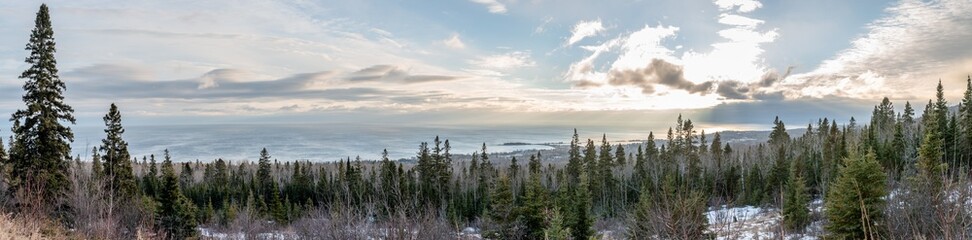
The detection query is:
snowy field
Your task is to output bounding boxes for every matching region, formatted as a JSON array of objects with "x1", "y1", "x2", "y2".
[{"x1": 704, "y1": 200, "x2": 824, "y2": 240}]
